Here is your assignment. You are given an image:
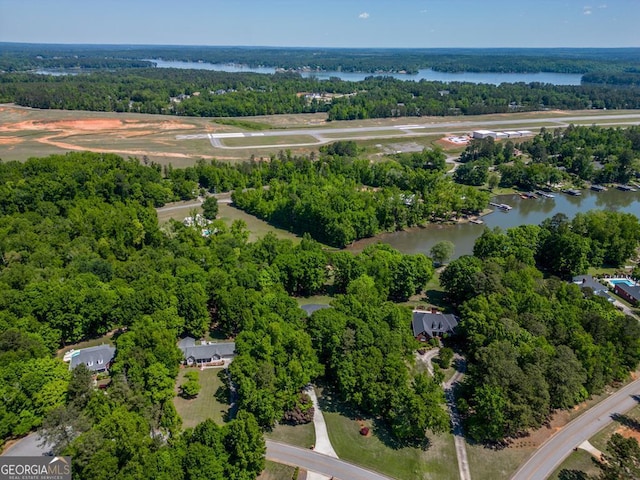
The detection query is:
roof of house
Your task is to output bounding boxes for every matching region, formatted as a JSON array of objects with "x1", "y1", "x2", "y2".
[
  {"x1": 412, "y1": 311, "x2": 458, "y2": 338},
  {"x1": 177, "y1": 337, "x2": 196, "y2": 349},
  {"x1": 615, "y1": 283, "x2": 640, "y2": 300},
  {"x1": 69, "y1": 344, "x2": 116, "y2": 372},
  {"x1": 179, "y1": 340, "x2": 236, "y2": 360},
  {"x1": 573, "y1": 275, "x2": 606, "y2": 293}
]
